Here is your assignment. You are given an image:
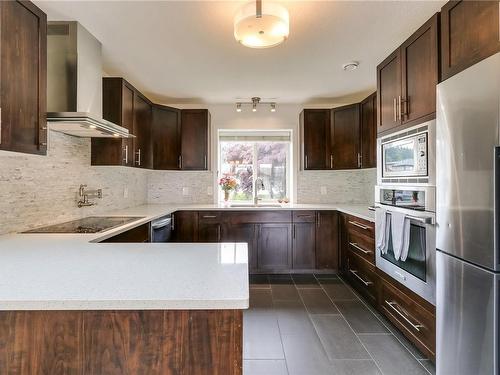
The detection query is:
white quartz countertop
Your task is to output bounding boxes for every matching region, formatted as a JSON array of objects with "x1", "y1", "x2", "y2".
[{"x1": 0, "y1": 202, "x2": 372, "y2": 311}]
